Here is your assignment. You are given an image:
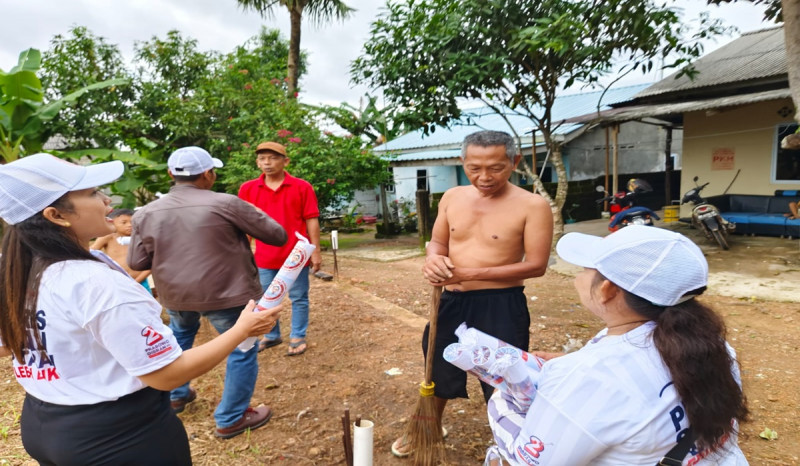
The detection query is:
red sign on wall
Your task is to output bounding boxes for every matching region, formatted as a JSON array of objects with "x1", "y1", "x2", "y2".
[{"x1": 711, "y1": 148, "x2": 735, "y2": 170}]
